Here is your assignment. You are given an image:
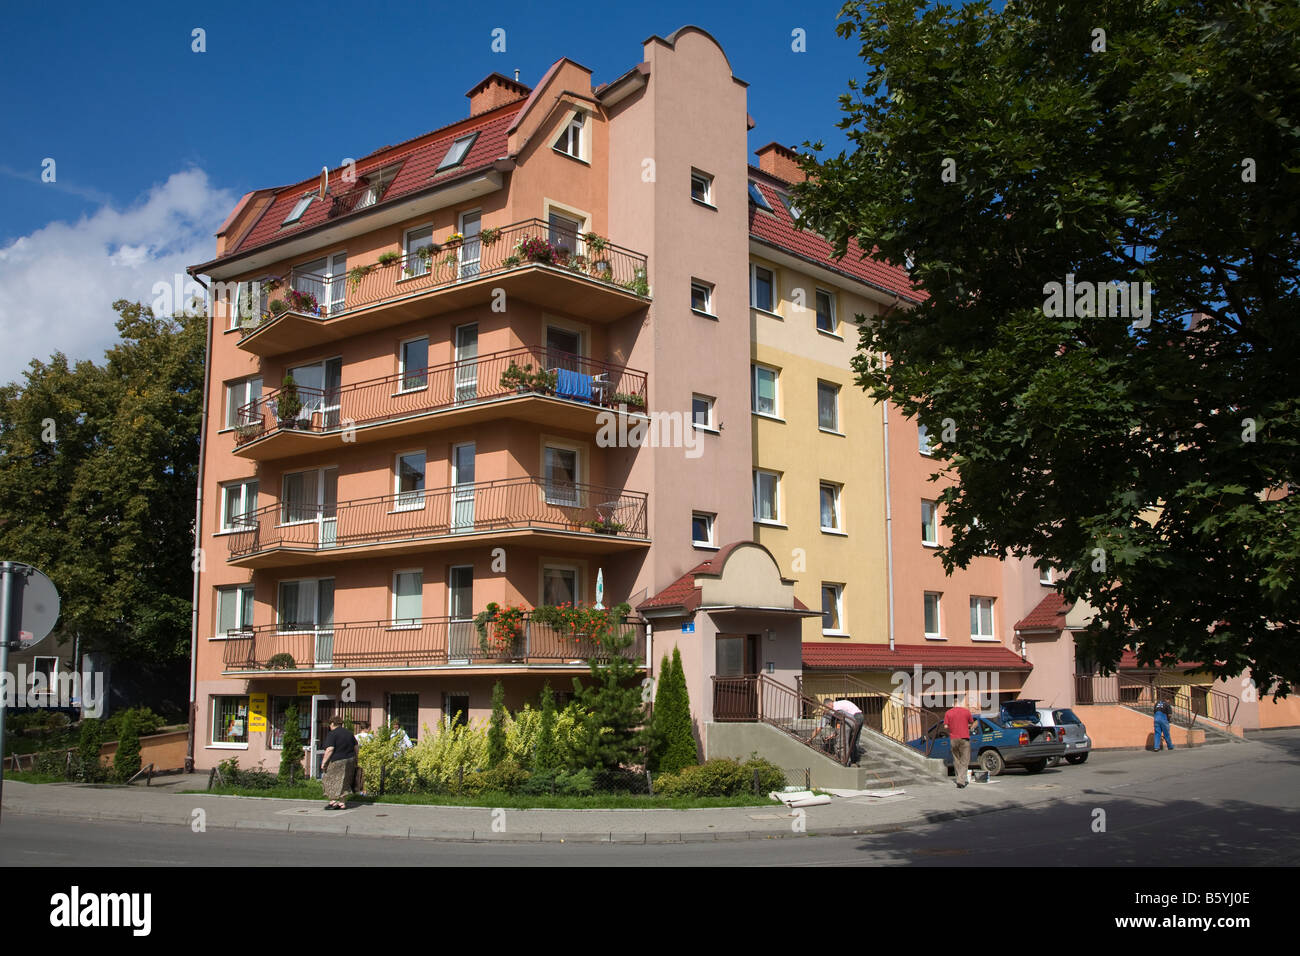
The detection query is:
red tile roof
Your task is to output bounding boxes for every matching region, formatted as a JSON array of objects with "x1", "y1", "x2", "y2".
[
  {"x1": 803, "y1": 642, "x2": 1033, "y2": 671},
  {"x1": 1014, "y1": 592, "x2": 1073, "y2": 632},
  {"x1": 227, "y1": 107, "x2": 519, "y2": 258},
  {"x1": 637, "y1": 542, "x2": 810, "y2": 614},
  {"x1": 747, "y1": 171, "x2": 922, "y2": 304}
]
